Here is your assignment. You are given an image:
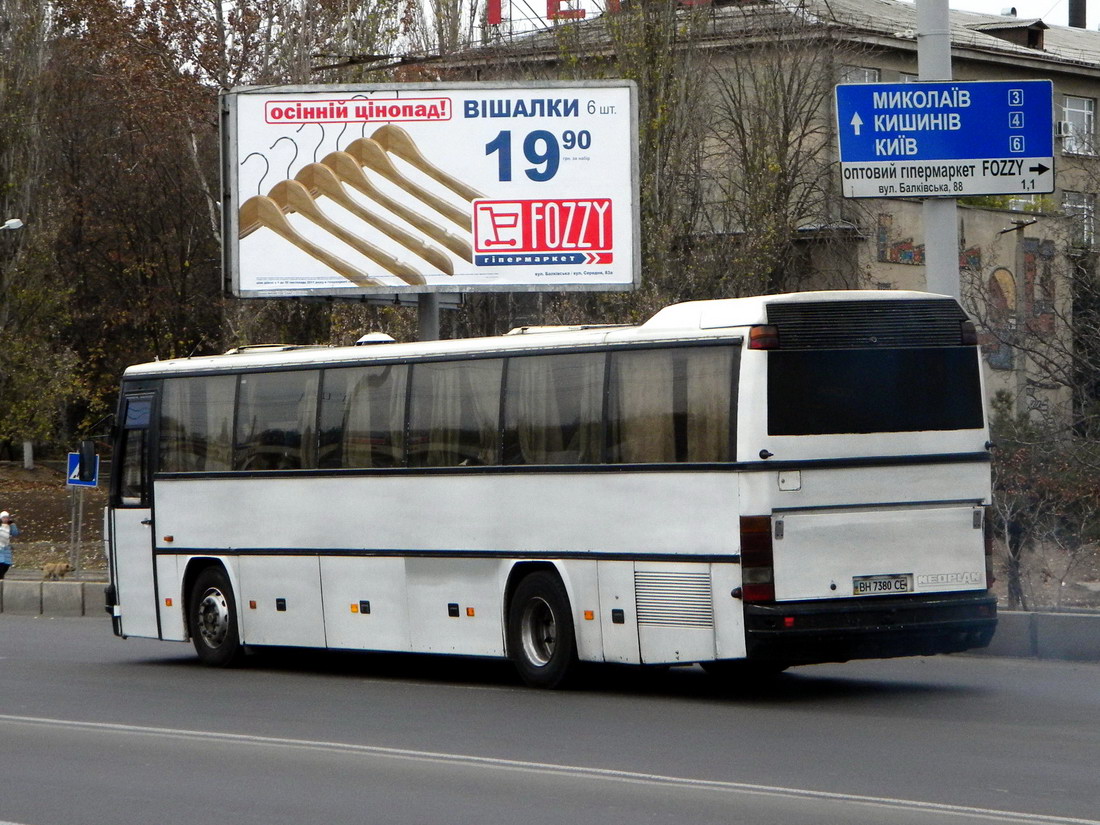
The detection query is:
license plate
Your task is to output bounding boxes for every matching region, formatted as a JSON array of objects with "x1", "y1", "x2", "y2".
[{"x1": 852, "y1": 573, "x2": 912, "y2": 596}]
